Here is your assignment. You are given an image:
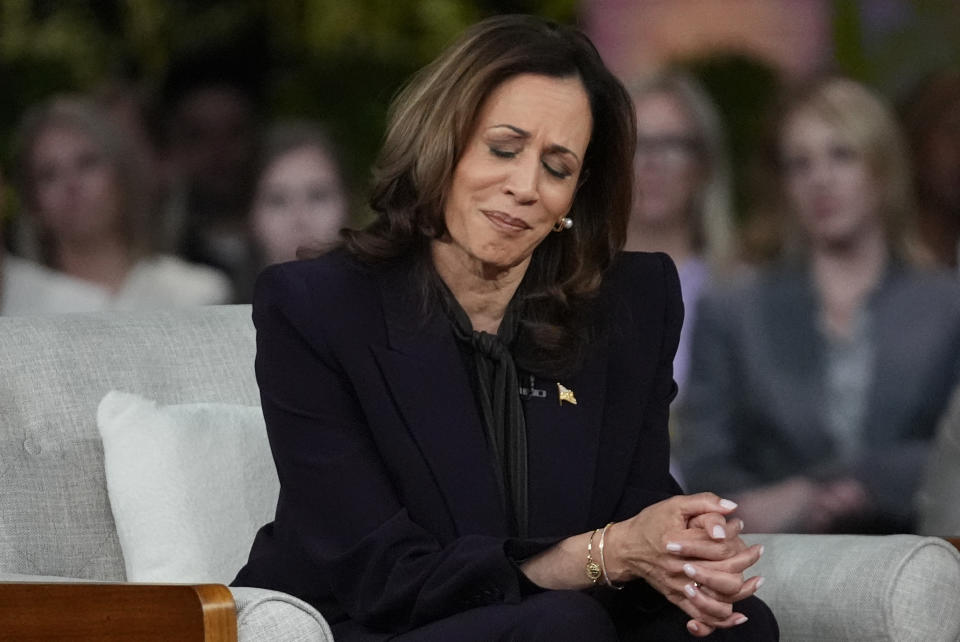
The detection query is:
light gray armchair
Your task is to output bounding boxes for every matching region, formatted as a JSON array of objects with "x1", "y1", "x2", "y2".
[{"x1": 1, "y1": 306, "x2": 958, "y2": 640}]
